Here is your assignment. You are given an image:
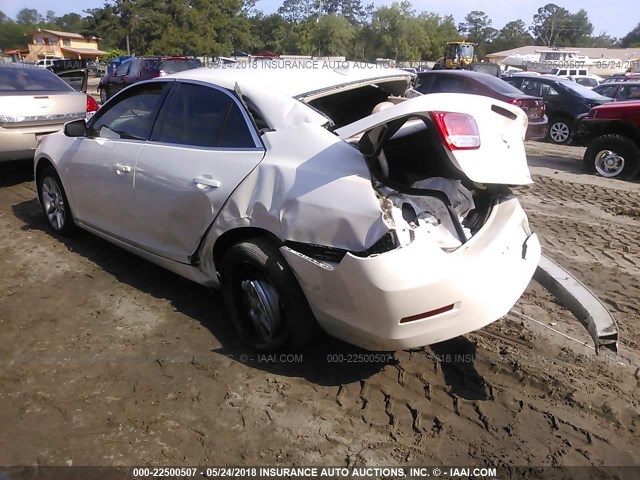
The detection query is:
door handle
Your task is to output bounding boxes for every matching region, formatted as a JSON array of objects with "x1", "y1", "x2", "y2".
[
  {"x1": 114, "y1": 163, "x2": 132, "y2": 174},
  {"x1": 193, "y1": 176, "x2": 221, "y2": 188}
]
